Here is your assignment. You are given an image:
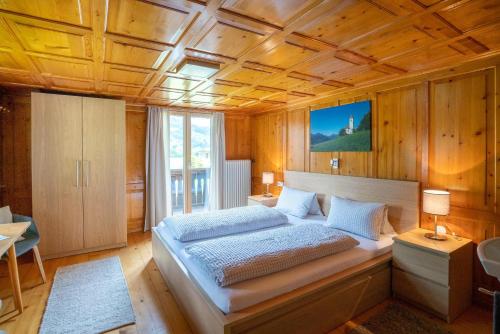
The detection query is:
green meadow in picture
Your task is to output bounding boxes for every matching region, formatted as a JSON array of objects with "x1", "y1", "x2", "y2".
[{"x1": 310, "y1": 100, "x2": 372, "y2": 152}]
